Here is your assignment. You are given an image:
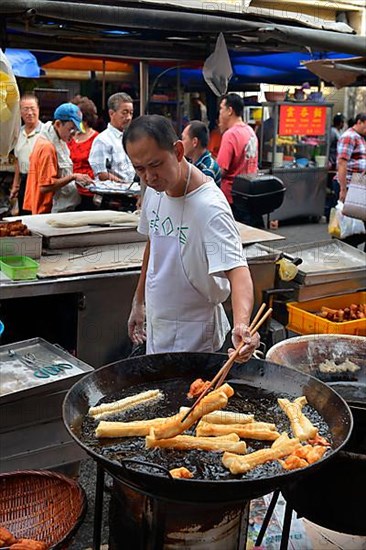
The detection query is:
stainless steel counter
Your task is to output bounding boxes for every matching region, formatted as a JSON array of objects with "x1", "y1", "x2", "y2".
[{"x1": 0, "y1": 269, "x2": 140, "y2": 367}]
